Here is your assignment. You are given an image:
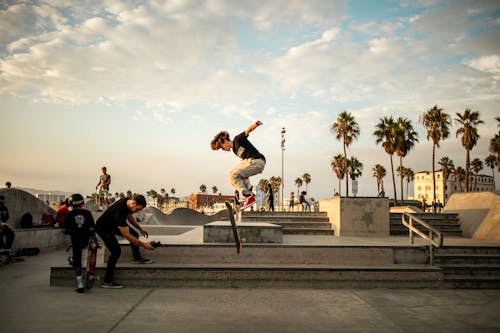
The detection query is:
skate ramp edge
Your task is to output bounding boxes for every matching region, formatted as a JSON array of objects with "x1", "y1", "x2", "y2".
[{"x1": 444, "y1": 191, "x2": 500, "y2": 241}]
